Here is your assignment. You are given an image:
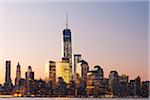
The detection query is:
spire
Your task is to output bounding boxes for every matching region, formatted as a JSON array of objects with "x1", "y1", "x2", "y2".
[
  {"x1": 17, "y1": 62, "x2": 20, "y2": 68},
  {"x1": 17, "y1": 62, "x2": 20, "y2": 66},
  {"x1": 66, "y1": 12, "x2": 68, "y2": 29}
]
